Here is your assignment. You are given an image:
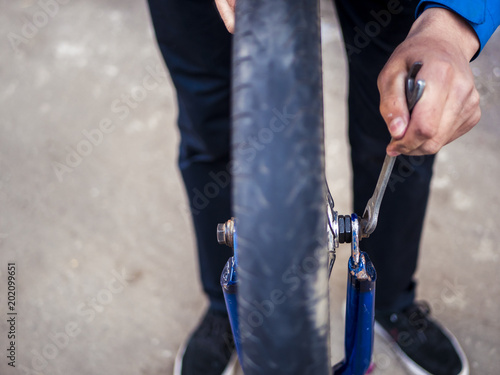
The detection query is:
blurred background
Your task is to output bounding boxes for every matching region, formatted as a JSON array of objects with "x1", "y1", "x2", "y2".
[{"x1": 0, "y1": 0, "x2": 499, "y2": 374}]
